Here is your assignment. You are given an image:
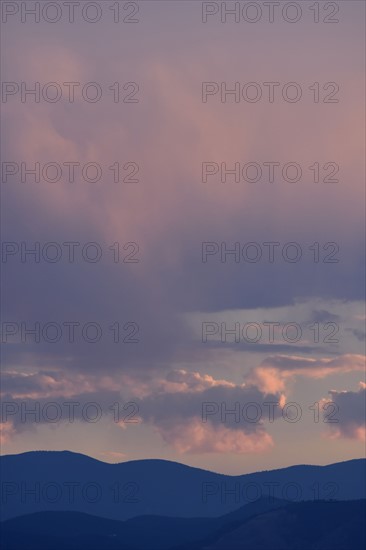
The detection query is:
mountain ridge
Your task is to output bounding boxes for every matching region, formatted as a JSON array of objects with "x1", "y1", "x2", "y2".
[
  {"x1": 1, "y1": 452, "x2": 365, "y2": 521},
  {"x1": 1, "y1": 499, "x2": 365, "y2": 550},
  {"x1": 2, "y1": 449, "x2": 364, "y2": 476}
]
